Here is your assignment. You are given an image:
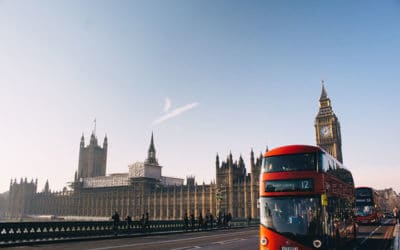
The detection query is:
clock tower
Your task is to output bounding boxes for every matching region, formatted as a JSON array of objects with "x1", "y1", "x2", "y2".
[{"x1": 315, "y1": 81, "x2": 343, "y2": 163}]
